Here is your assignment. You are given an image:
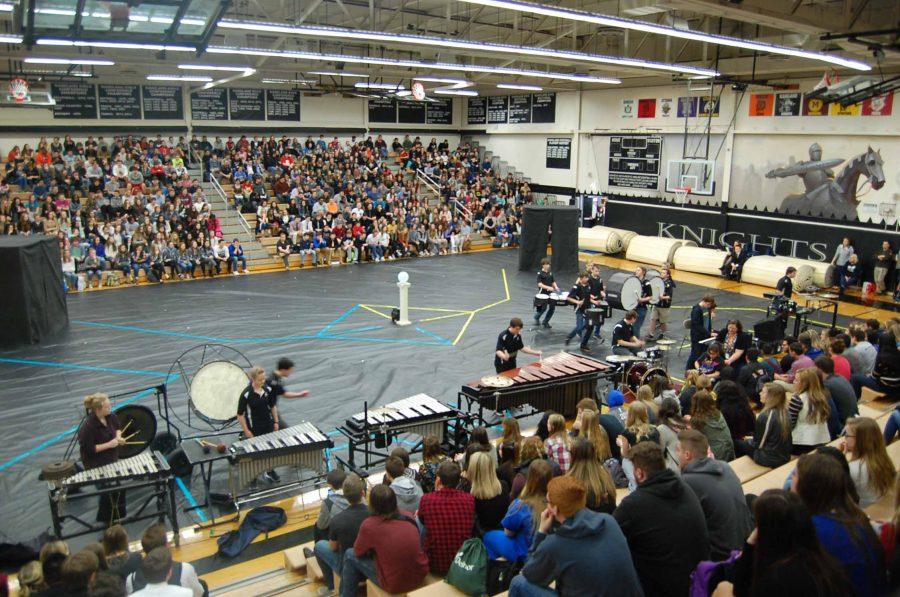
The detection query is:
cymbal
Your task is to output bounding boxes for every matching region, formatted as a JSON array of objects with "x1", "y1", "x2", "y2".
[
  {"x1": 606, "y1": 354, "x2": 638, "y2": 363},
  {"x1": 655, "y1": 338, "x2": 677, "y2": 345},
  {"x1": 481, "y1": 375, "x2": 514, "y2": 388},
  {"x1": 817, "y1": 292, "x2": 839, "y2": 299}
]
